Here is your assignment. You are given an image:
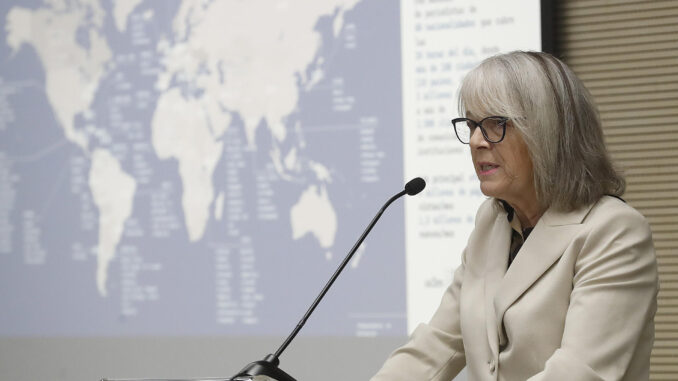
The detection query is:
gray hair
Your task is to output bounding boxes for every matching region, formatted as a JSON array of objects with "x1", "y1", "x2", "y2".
[{"x1": 458, "y1": 51, "x2": 625, "y2": 212}]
